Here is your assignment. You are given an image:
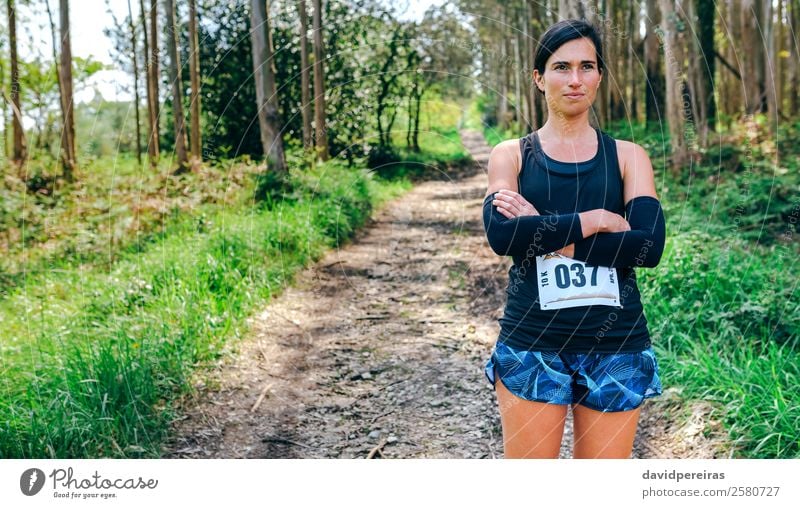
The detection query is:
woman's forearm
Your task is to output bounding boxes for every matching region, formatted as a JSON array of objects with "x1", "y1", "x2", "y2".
[
  {"x1": 570, "y1": 196, "x2": 665, "y2": 268},
  {"x1": 482, "y1": 193, "x2": 585, "y2": 257}
]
